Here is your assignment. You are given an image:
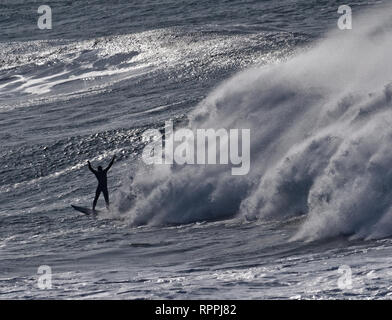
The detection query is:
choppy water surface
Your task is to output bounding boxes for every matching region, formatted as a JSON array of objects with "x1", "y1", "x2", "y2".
[{"x1": 1, "y1": 0, "x2": 392, "y2": 299}]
